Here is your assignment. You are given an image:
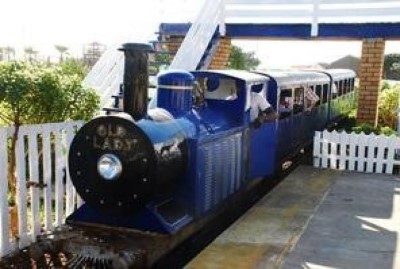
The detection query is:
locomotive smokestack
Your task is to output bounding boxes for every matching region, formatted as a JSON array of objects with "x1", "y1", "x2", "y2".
[{"x1": 119, "y1": 43, "x2": 153, "y2": 120}]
